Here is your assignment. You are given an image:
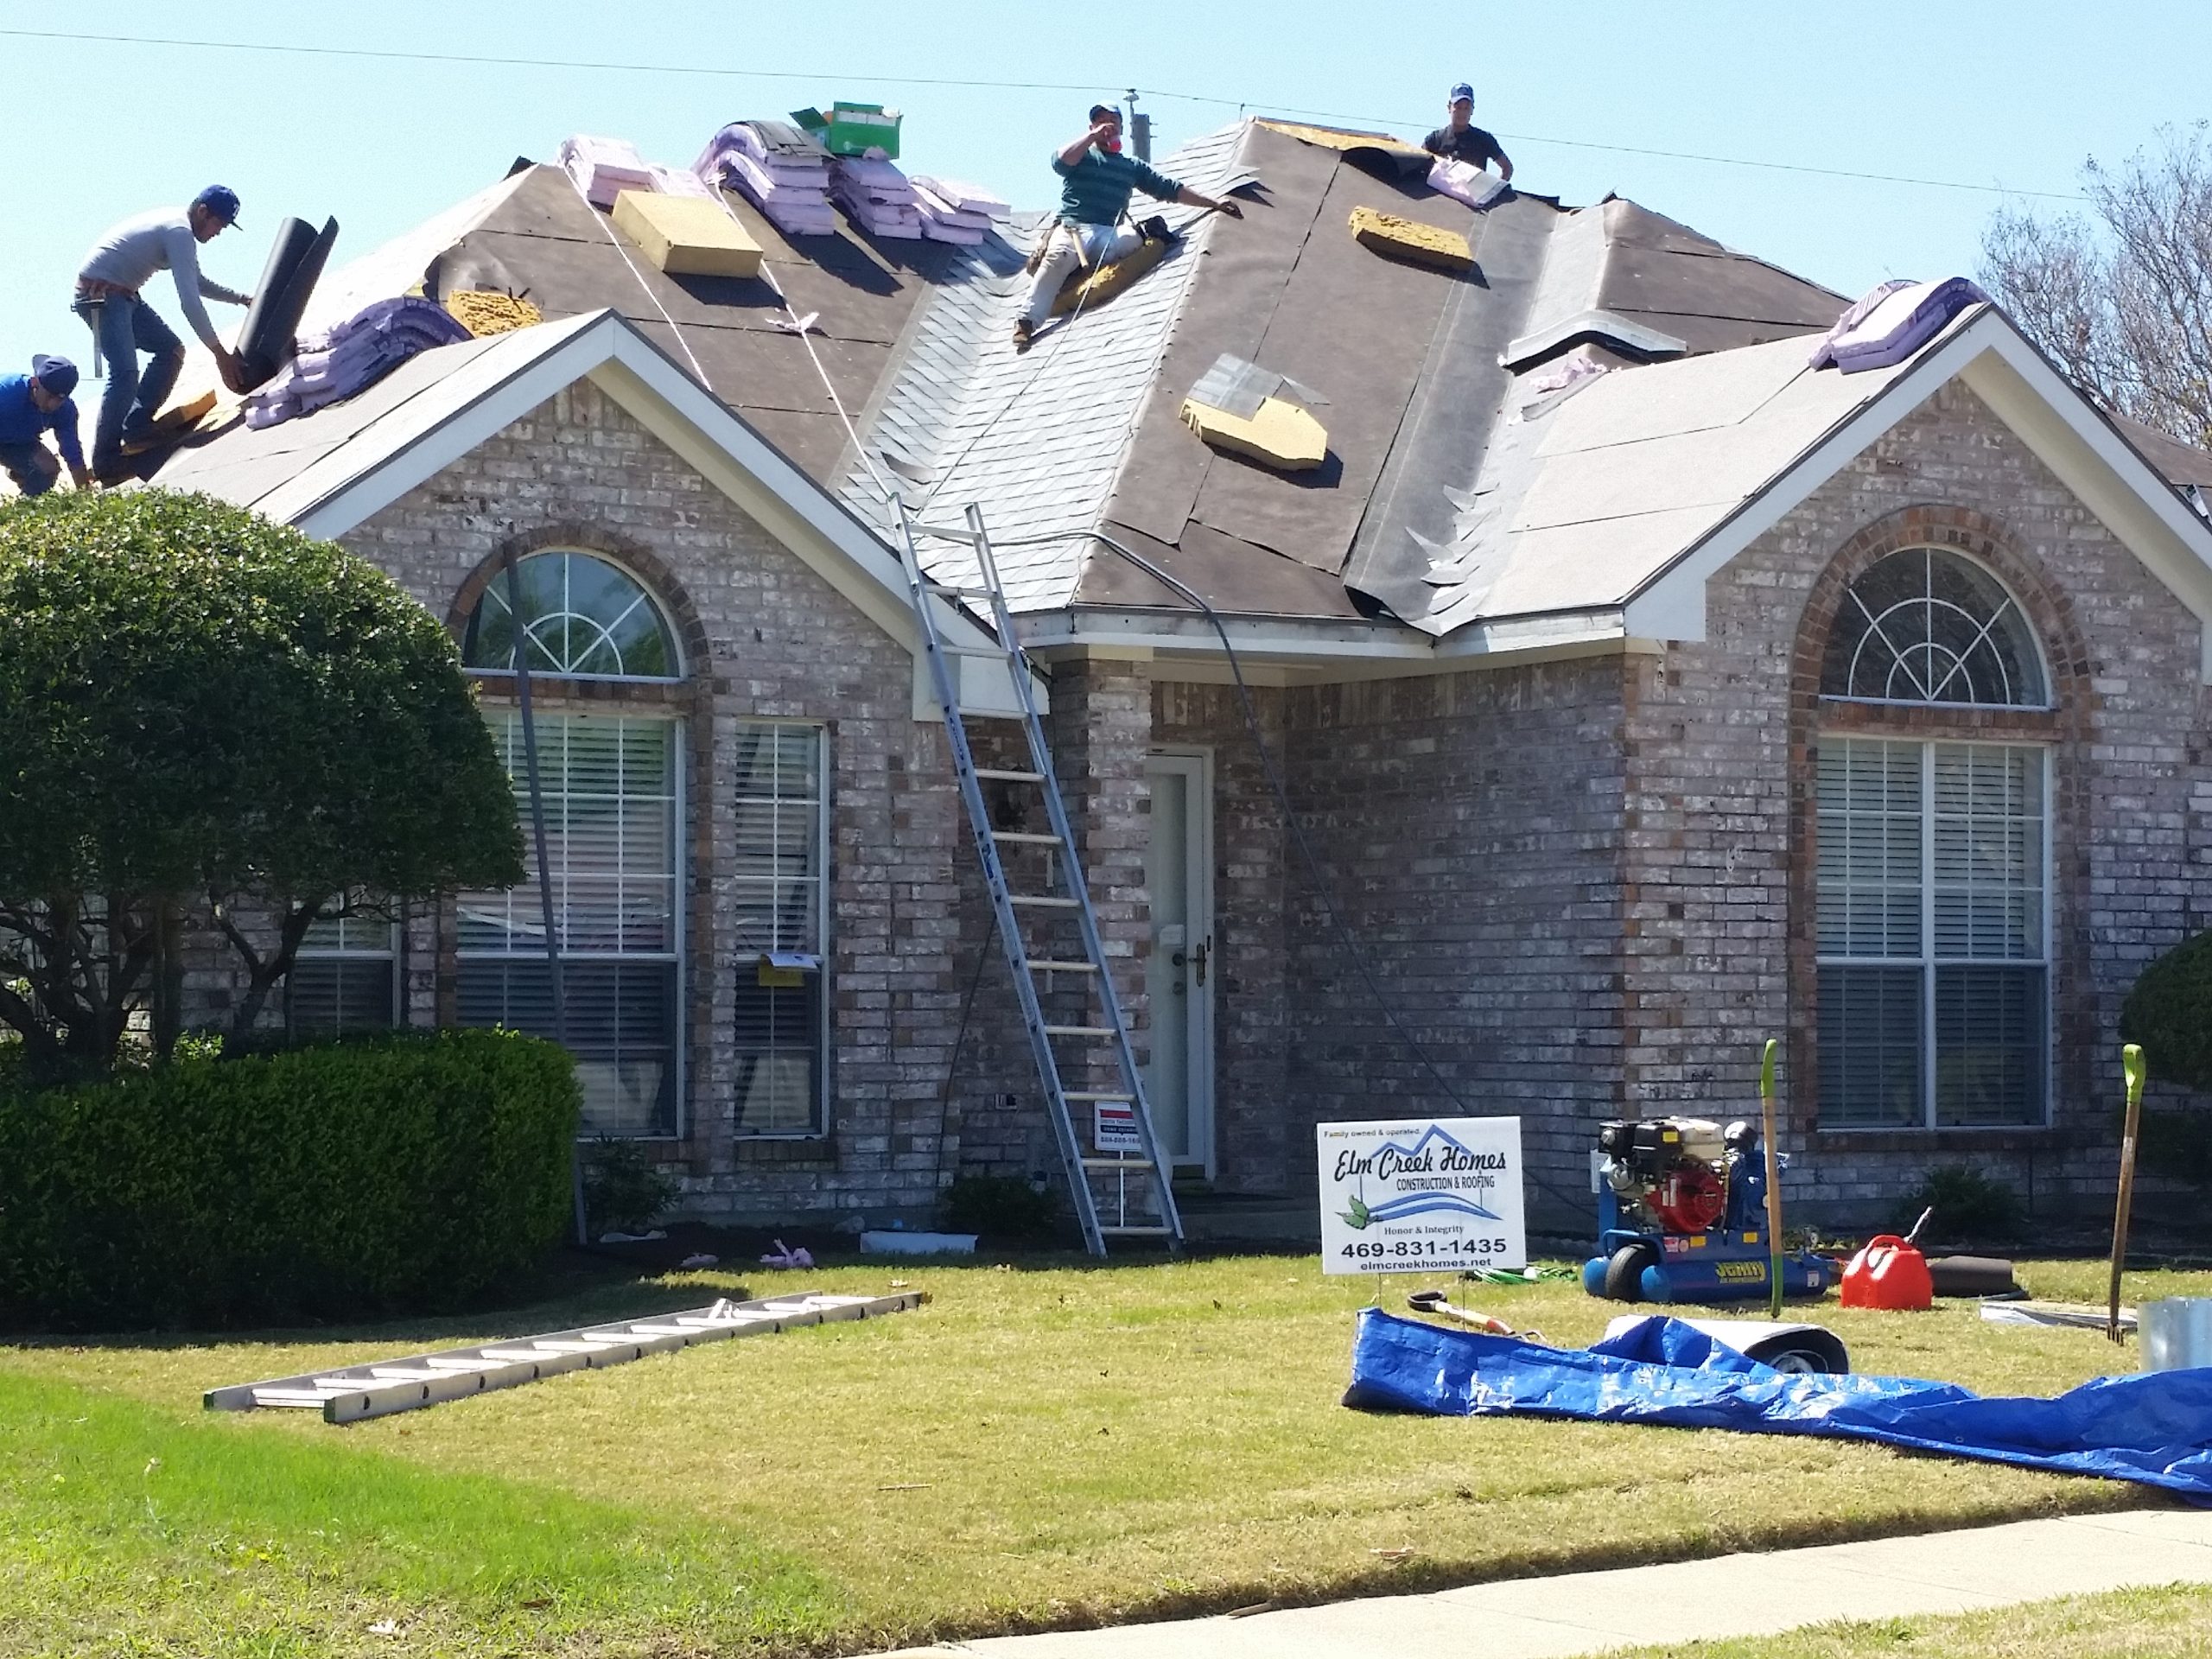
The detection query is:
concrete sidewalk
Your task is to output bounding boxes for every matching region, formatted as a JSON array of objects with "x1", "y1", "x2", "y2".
[{"x1": 875, "y1": 1509, "x2": 2212, "y2": 1658}]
